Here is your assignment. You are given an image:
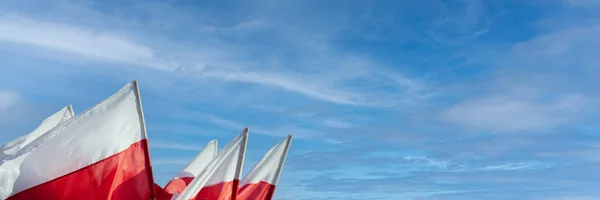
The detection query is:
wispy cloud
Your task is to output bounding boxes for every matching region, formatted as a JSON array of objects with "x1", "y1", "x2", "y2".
[
  {"x1": 148, "y1": 104, "x2": 331, "y2": 140},
  {"x1": 0, "y1": 15, "x2": 166, "y2": 70},
  {"x1": 397, "y1": 157, "x2": 552, "y2": 172},
  {"x1": 478, "y1": 162, "x2": 552, "y2": 171},
  {"x1": 199, "y1": 19, "x2": 267, "y2": 33},
  {"x1": 441, "y1": 93, "x2": 592, "y2": 133},
  {"x1": 195, "y1": 69, "x2": 362, "y2": 105},
  {"x1": 0, "y1": 90, "x2": 19, "y2": 112},
  {"x1": 290, "y1": 148, "x2": 551, "y2": 174},
  {"x1": 0, "y1": 10, "x2": 429, "y2": 107},
  {"x1": 425, "y1": 0, "x2": 494, "y2": 44},
  {"x1": 150, "y1": 141, "x2": 207, "y2": 151},
  {"x1": 512, "y1": 25, "x2": 600, "y2": 59},
  {"x1": 321, "y1": 119, "x2": 353, "y2": 129},
  {"x1": 436, "y1": 19, "x2": 600, "y2": 134}
]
